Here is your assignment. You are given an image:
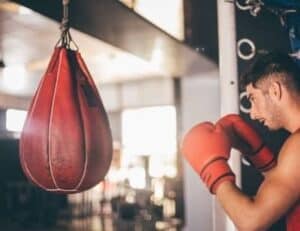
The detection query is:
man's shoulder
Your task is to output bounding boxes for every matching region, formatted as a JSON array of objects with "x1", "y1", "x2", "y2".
[
  {"x1": 282, "y1": 130, "x2": 300, "y2": 149},
  {"x1": 272, "y1": 130, "x2": 300, "y2": 197},
  {"x1": 278, "y1": 130, "x2": 300, "y2": 165}
]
